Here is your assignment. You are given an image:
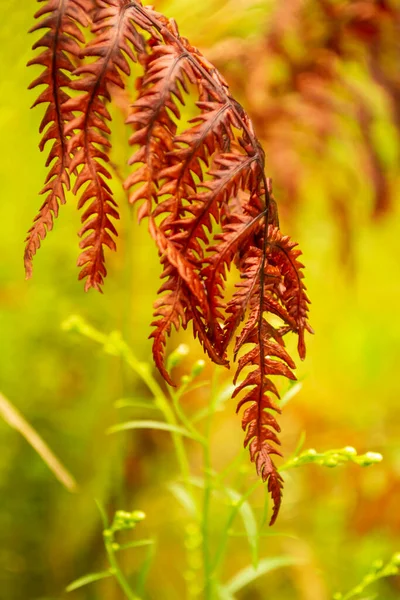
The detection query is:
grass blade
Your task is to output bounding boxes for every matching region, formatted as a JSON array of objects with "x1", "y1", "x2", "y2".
[
  {"x1": 107, "y1": 420, "x2": 197, "y2": 439},
  {"x1": 222, "y1": 556, "x2": 300, "y2": 595},
  {"x1": 168, "y1": 482, "x2": 197, "y2": 517},
  {"x1": 66, "y1": 570, "x2": 113, "y2": 592},
  {"x1": 116, "y1": 539, "x2": 154, "y2": 552},
  {"x1": 136, "y1": 541, "x2": 157, "y2": 596},
  {"x1": 278, "y1": 381, "x2": 303, "y2": 409},
  {"x1": 0, "y1": 392, "x2": 77, "y2": 492},
  {"x1": 114, "y1": 398, "x2": 161, "y2": 411},
  {"x1": 225, "y1": 488, "x2": 259, "y2": 568}
]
